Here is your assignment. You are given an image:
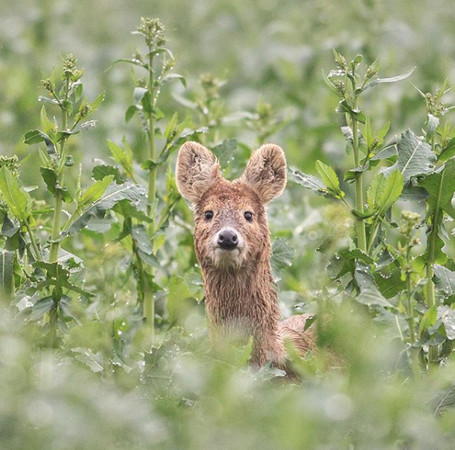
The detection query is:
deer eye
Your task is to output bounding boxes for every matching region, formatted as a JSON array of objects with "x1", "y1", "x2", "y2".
[
  {"x1": 204, "y1": 210, "x2": 214, "y2": 220},
  {"x1": 244, "y1": 211, "x2": 253, "y2": 222}
]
